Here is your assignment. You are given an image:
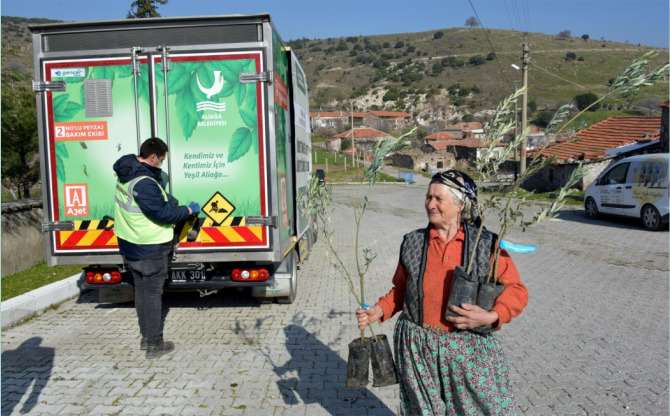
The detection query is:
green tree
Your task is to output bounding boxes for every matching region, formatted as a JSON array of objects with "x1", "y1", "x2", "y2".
[
  {"x1": 432, "y1": 62, "x2": 444, "y2": 75},
  {"x1": 527, "y1": 99, "x2": 537, "y2": 114},
  {"x1": 462, "y1": 114, "x2": 475, "y2": 122},
  {"x1": 336, "y1": 40, "x2": 349, "y2": 51},
  {"x1": 126, "y1": 0, "x2": 168, "y2": 18},
  {"x1": 469, "y1": 55, "x2": 486, "y2": 66},
  {"x1": 1, "y1": 55, "x2": 39, "y2": 199},
  {"x1": 581, "y1": 34, "x2": 589, "y2": 41},
  {"x1": 533, "y1": 111, "x2": 553, "y2": 128},
  {"x1": 574, "y1": 92, "x2": 601, "y2": 111},
  {"x1": 565, "y1": 52, "x2": 577, "y2": 61},
  {"x1": 383, "y1": 42, "x2": 391, "y2": 48},
  {"x1": 486, "y1": 51, "x2": 496, "y2": 61},
  {"x1": 395, "y1": 41, "x2": 405, "y2": 48},
  {"x1": 434, "y1": 31, "x2": 444, "y2": 39}
]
